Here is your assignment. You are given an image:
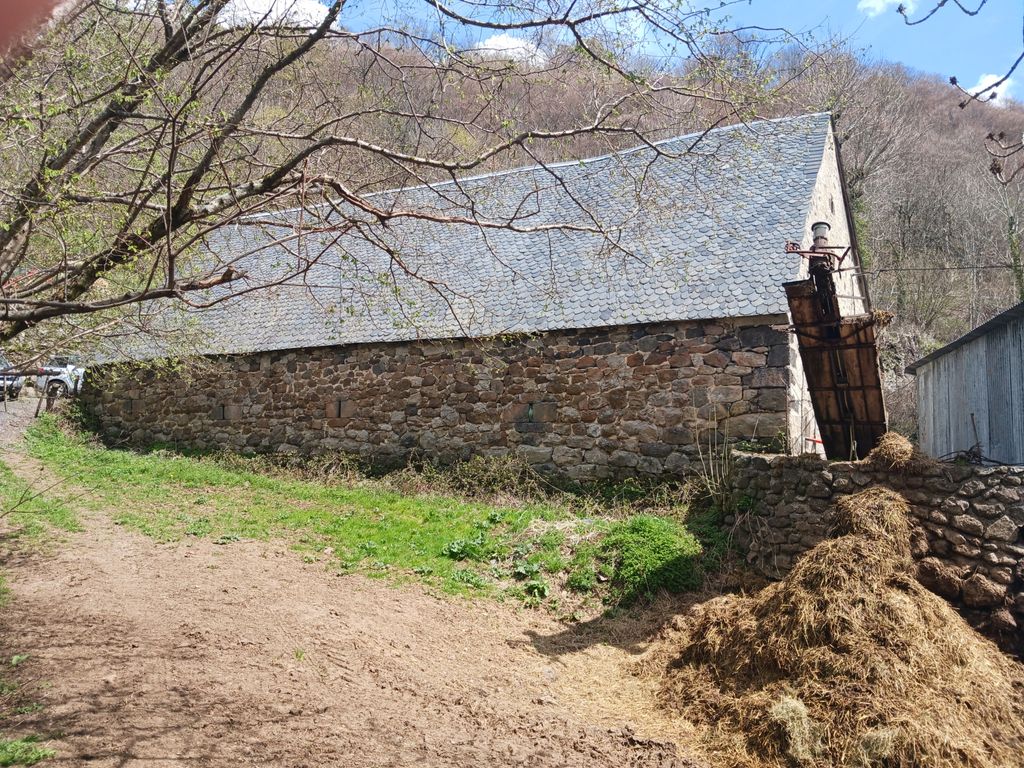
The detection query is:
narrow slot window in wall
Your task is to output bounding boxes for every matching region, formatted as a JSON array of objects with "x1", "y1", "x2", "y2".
[
  {"x1": 213, "y1": 404, "x2": 226, "y2": 421},
  {"x1": 326, "y1": 400, "x2": 353, "y2": 419}
]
